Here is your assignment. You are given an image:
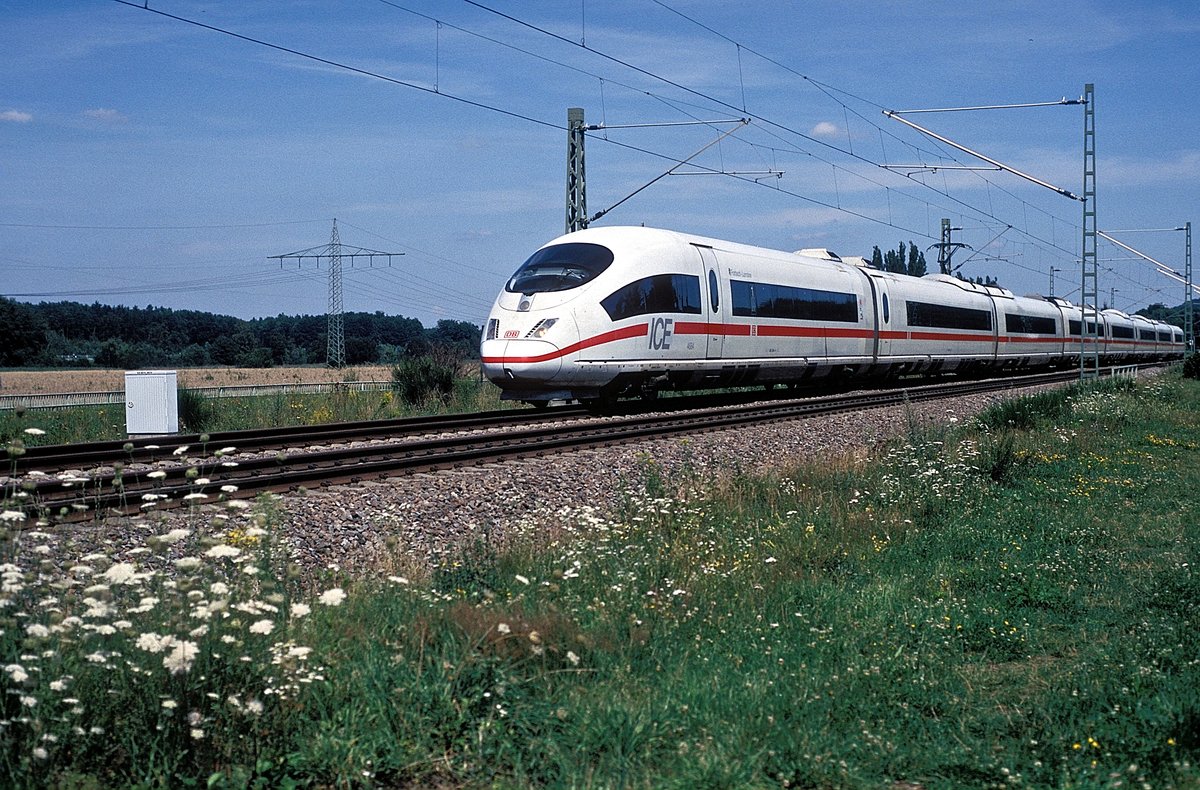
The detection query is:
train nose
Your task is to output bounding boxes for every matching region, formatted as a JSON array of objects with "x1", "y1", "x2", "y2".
[{"x1": 480, "y1": 339, "x2": 563, "y2": 386}]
